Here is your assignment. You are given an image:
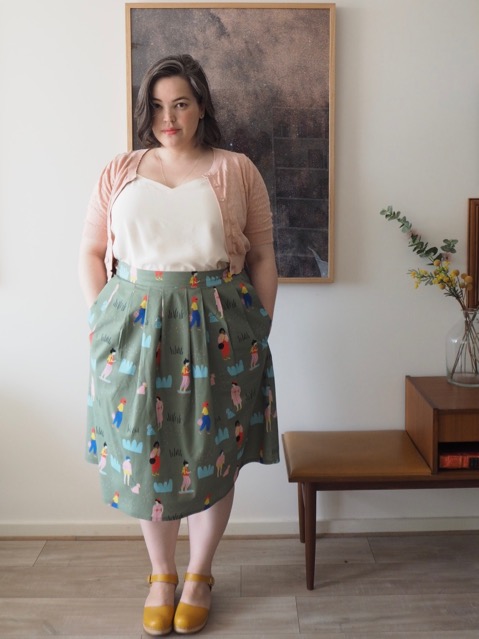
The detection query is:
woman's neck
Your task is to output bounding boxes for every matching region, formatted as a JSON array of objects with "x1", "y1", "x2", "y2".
[{"x1": 157, "y1": 145, "x2": 206, "y2": 163}]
